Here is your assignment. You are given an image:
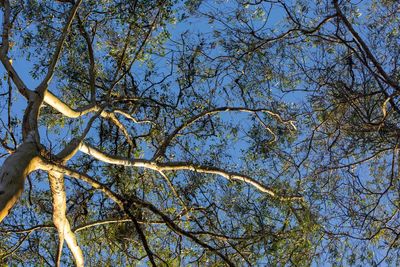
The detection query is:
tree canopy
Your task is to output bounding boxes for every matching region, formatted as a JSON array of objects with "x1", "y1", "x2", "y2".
[{"x1": 0, "y1": 0, "x2": 399, "y2": 266}]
